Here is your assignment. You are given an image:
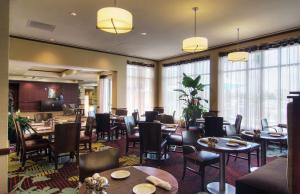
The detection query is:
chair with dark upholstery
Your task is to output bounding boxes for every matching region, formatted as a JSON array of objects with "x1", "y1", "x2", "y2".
[
  {"x1": 132, "y1": 111, "x2": 139, "y2": 125},
  {"x1": 156, "y1": 114, "x2": 175, "y2": 124},
  {"x1": 34, "y1": 113, "x2": 53, "y2": 122},
  {"x1": 15, "y1": 120, "x2": 50, "y2": 167},
  {"x1": 204, "y1": 116, "x2": 225, "y2": 137},
  {"x1": 50, "y1": 122, "x2": 80, "y2": 169},
  {"x1": 203, "y1": 111, "x2": 218, "y2": 117},
  {"x1": 236, "y1": 157, "x2": 288, "y2": 194},
  {"x1": 138, "y1": 122, "x2": 168, "y2": 166},
  {"x1": 95, "y1": 113, "x2": 117, "y2": 141},
  {"x1": 115, "y1": 108, "x2": 128, "y2": 116},
  {"x1": 80, "y1": 117, "x2": 94, "y2": 151},
  {"x1": 79, "y1": 148, "x2": 120, "y2": 182},
  {"x1": 182, "y1": 130, "x2": 220, "y2": 191},
  {"x1": 226, "y1": 115, "x2": 259, "y2": 172},
  {"x1": 13, "y1": 116, "x2": 42, "y2": 156},
  {"x1": 261, "y1": 118, "x2": 285, "y2": 152},
  {"x1": 145, "y1": 111, "x2": 159, "y2": 122},
  {"x1": 124, "y1": 116, "x2": 139, "y2": 154},
  {"x1": 153, "y1": 107, "x2": 164, "y2": 114}
]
